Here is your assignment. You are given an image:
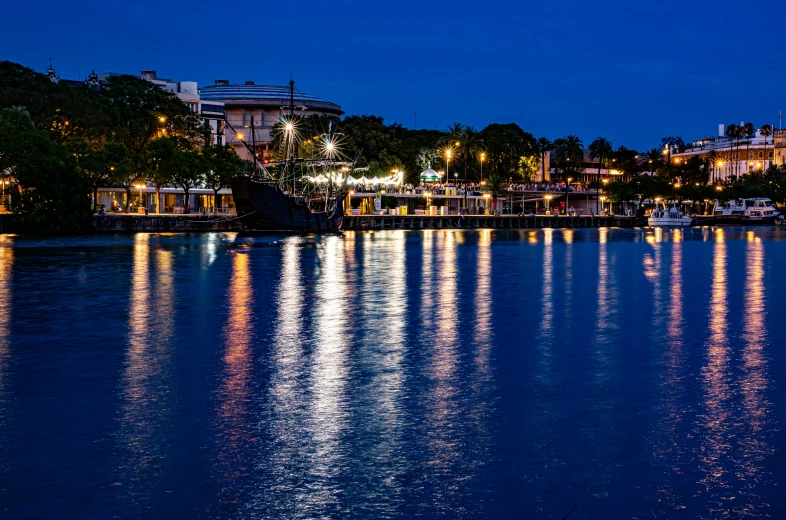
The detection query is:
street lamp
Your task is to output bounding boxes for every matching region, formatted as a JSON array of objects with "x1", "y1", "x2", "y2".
[
  {"x1": 136, "y1": 183, "x2": 145, "y2": 212},
  {"x1": 445, "y1": 148, "x2": 452, "y2": 184},
  {"x1": 480, "y1": 151, "x2": 486, "y2": 183},
  {"x1": 566, "y1": 177, "x2": 572, "y2": 215},
  {"x1": 599, "y1": 195, "x2": 607, "y2": 215}
]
